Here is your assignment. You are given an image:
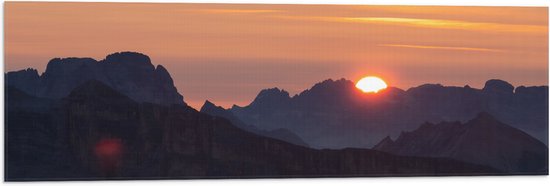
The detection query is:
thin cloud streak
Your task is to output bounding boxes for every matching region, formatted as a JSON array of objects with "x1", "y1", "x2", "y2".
[
  {"x1": 379, "y1": 44, "x2": 505, "y2": 52},
  {"x1": 274, "y1": 15, "x2": 547, "y2": 34},
  {"x1": 344, "y1": 17, "x2": 547, "y2": 34},
  {"x1": 194, "y1": 9, "x2": 283, "y2": 14}
]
